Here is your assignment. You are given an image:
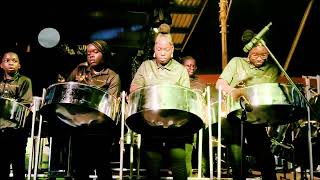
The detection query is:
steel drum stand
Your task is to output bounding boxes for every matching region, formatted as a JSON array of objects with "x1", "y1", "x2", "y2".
[
  {"x1": 203, "y1": 86, "x2": 215, "y2": 180},
  {"x1": 261, "y1": 40, "x2": 319, "y2": 180},
  {"x1": 216, "y1": 86, "x2": 223, "y2": 180},
  {"x1": 120, "y1": 91, "x2": 142, "y2": 180},
  {"x1": 301, "y1": 75, "x2": 320, "y2": 180},
  {"x1": 202, "y1": 86, "x2": 223, "y2": 180},
  {"x1": 27, "y1": 89, "x2": 46, "y2": 180},
  {"x1": 277, "y1": 143, "x2": 296, "y2": 180},
  {"x1": 239, "y1": 100, "x2": 251, "y2": 180},
  {"x1": 27, "y1": 96, "x2": 42, "y2": 180},
  {"x1": 197, "y1": 128, "x2": 204, "y2": 178},
  {"x1": 277, "y1": 129, "x2": 297, "y2": 180},
  {"x1": 119, "y1": 91, "x2": 126, "y2": 180}
]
